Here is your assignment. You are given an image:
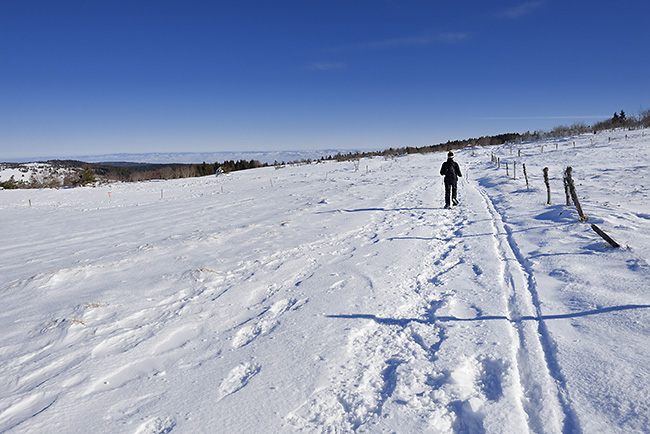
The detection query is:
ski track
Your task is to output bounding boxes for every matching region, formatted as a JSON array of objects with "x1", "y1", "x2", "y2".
[{"x1": 474, "y1": 184, "x2": 579, "y2": 434}]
